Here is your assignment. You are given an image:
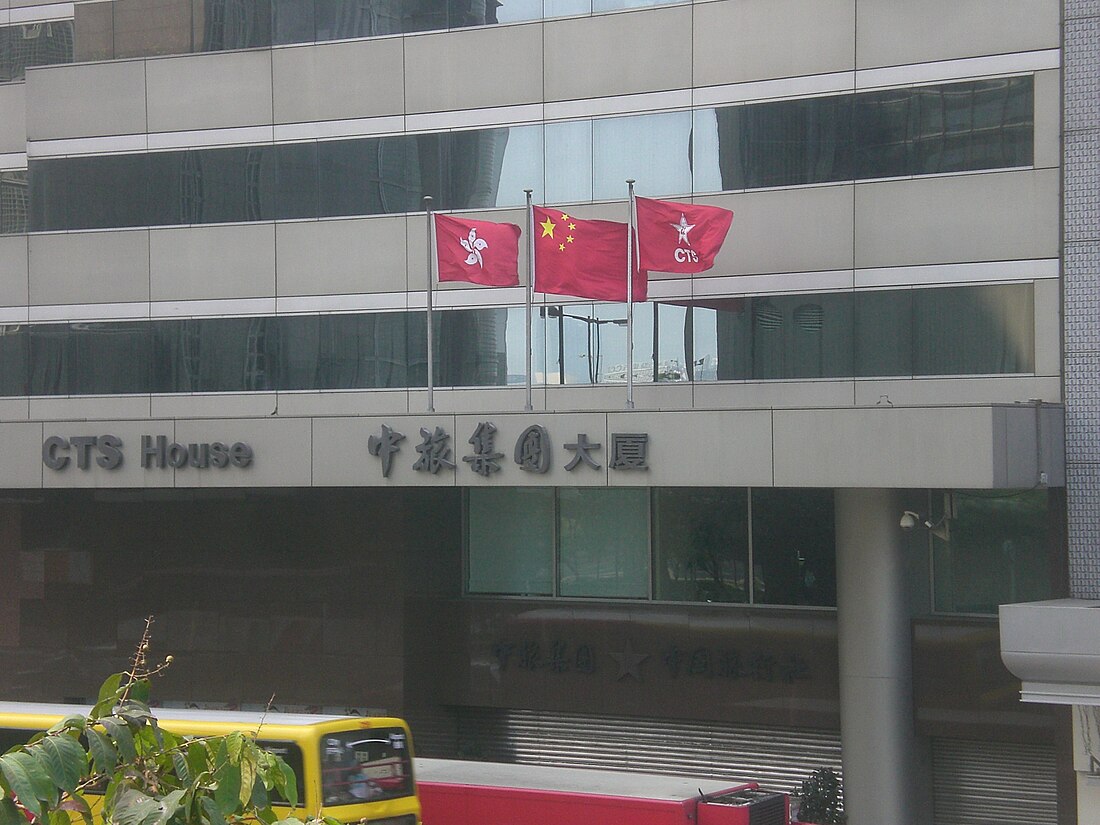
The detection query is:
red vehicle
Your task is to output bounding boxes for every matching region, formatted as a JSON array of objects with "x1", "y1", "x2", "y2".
[{"x1": 416, "y1": 758, "x2": 789, "y2": 825}]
